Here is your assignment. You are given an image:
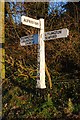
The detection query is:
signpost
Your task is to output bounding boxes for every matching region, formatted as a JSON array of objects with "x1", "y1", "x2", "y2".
[
  {"x1": 21, "y1": 15, "x2": 69, "y2": 89},
  {"x1": 21, "y1": 16, "x2": 46, "y2": 89}
]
